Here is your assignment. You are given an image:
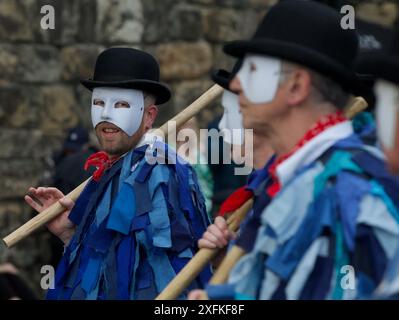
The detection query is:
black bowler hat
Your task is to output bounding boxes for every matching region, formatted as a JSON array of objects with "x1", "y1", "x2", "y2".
[
  {"x1": 81, "y1": 47, "x2": 171, "y2": 105},
  {"x1": 223, "y1": 1, "x2": 361, "y2": 95},
  {"x1": 356, "y1": 26, "x2": 399, "y2": 86},
  {"x1": 211, "y1": 60, "x2": 243, "y2": 91}
]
